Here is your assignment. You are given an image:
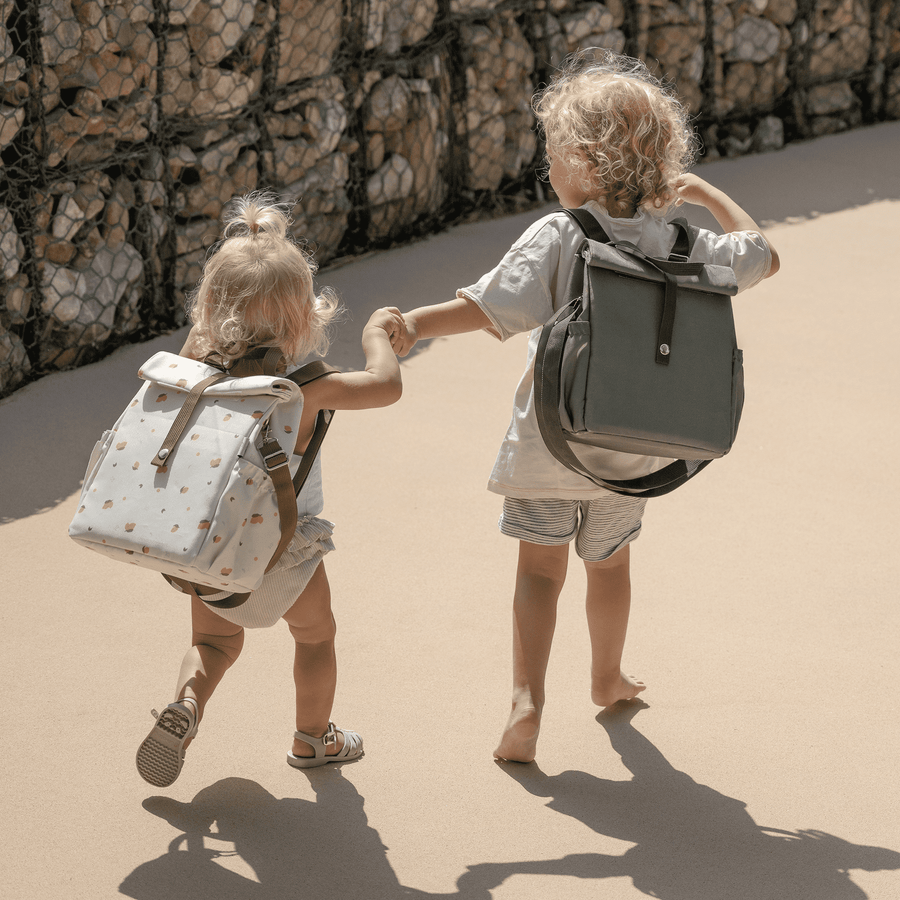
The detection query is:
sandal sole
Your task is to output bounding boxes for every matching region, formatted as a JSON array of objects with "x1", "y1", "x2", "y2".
[
  {"x1": 136, "y1": 706, "x2": 193, "y2": 787},
  {"x1": 286, "y1": 749, "x2": 365, "y2": 769}
]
